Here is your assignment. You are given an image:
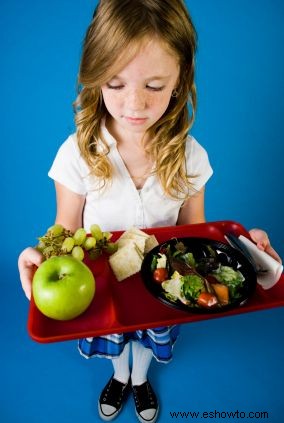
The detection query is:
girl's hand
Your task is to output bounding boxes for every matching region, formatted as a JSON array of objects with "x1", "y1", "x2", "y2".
[
  {"x1": 249, "y1": 228, "x2": 282, "y2": 263},
  {"x1": 18, "y1": 247, "x2": 44, "y2": 300}
]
